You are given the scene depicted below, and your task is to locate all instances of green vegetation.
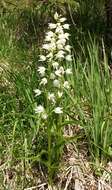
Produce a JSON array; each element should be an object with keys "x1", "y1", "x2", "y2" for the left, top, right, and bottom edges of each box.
[{"x1": 0, "y1": 1, "x2": 112, "y2": 189}]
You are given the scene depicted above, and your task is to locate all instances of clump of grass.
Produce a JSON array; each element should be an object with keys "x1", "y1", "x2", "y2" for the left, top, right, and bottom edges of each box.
[{"x1": 67, "y1": 39, "x2": 112, "y2": 169}]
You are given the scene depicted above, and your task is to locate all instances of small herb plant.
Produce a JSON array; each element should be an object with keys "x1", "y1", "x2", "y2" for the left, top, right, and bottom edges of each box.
[{"x1": 34, "y1": 12, "x2": 73, "y2": 183}]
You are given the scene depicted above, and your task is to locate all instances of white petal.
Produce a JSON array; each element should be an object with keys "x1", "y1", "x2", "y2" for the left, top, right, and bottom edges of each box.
[
  {"x1": 42, "y1": 44, "x2": 50, "y2": 50},
  {"x1": 46, "y1": 52, "x2": 53, "y2": 59},
  {"x1": 48, "y1": 93, "x2": 55, "y2": 103},
  {"x1": 34, "y1": 89, "x2": 41, "y2": 96},
  {"x1": 64, "y1": 33, "x2": 70, "y2": 39},
  {"x1": 54, "y1": 12, "x2": 59, "y2": 20},
  {"x1": 63, "y1": 81, "x2": 70, "y2": 89},
  {"x1": 54, "y1": 107, "x2": 63, "y2": 114},
  {"x1": 57, "y1": 43, "x2": 63, "y2": 50},
  {"x1": 65, "y1": 68, "x2": 72, "y2": 75},
  {"x1": 49, "y1": 23, "x2": 57, "y2": 29},
  {"x1": 59, "y1": 66, "x2": 64, "y2": 74},
  {"x1": 55, "y1": 26, "x2": 63, "y2": 33},
  {"x1": 57, "y1": 39, "x2": 66, "y2": 46},
  {"x1": 53, "y1": 79, "x2": 60, "y2": 88},
  {"x1": 63, "y1": 24, "x2": 70, "y2": 29},
  {"x1": 38, "y1": 66, "x2": 46, "y2": 76},
  {"x1": 50, "y1": 42, "x2": 56, "y2": 50},
  {"x1": 42, "y1": 113, "x2": 48, "y2": 120},
  {"x1": 40, "y1": 78, "x2": 47, "y2": 85},
  {"x1": 39, "y1": 55, "x2": 46, "y2": 61},
  {"x1": 35, "y1": 105, "x2": 44, "y2": 113},
  {"x1": 66, "y1": 55, "x2": 72, "y2": 62},
  {"x1": 52, "y1": 62, "x2": 59, "y2": 69},
  {"x1": 56, "y1": 50, "x2": 65, "y2": 59},
  {"x1": 55, "y1": 69, "x2": 61, "y2": 77},
  {"x1": 58, "y1": 91, "x2": 63, "y2": 98},
  {"x1": 65, "y1": 45, "x2": 71, "y2": 52},
  {"x1": 60, "y1": 17, "x2": 66, "y2": 22},
  {"x1": 46, "y1": 31, "x2": 54, "y2": 37}
]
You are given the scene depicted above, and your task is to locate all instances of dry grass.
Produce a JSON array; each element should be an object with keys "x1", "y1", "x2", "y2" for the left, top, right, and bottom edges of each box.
[{"x1": 0, "y1": 60, "x2": 10, "y2": 87}]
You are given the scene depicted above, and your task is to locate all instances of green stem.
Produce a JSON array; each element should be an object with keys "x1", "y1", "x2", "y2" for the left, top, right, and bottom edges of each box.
[{"x1": 48, "y1": 123, "x2": 52, "y2": 185}]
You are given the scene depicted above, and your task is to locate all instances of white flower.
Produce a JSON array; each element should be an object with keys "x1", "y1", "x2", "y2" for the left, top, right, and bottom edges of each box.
[
  {"x1": 35, "y1": 105, "x2": 44, "y2": 114},
  {"x1": 50, "y1": 42, "x2": 56, "y2": 50},
  {"x1": 58, "y1": 33, "x2": 69, "y2": 41},
  {"x1": 63, "y1": 24, "x2": 70, "y2": 29},
  {"x1": 49, "y1": 23, "x2": 57, "y2": 29},
  {"x1": 55, "y1": 69, "x2": 61, "y2": 77},
  {"x1": 59, "y1": 66, "x2": 65, "y2": 74},
  {"x1": 63, "y1": 81, "x2": 70, "y2": 89},
  {"x1": 40, "y1": 78, "x2": 47, "y2": 85},
  {"x1": 45, "y1": 35, "x2": 52, "y2": 42},
  {"x1": 54, "y1": 12, "x2": 59, "y2": 20},
  {"x1": 65, "y1": 68, "x2": 72, "y2": 75},
  {"x1": 42, "y1": 44, "x2": 50, "y2": 50},
  {"x1": 55, "y1": 66, "x2": 64, "y2": 77},
  {"x1": 58, "y1": 33, "x2": 65, "y2": 39},
  {"x1": 45, "y1": 31, "x2": 54, "y2": 41},
  {"x1": 39, "y1": 55, "x2": 46, "y2": 61},
  {"x1": 46, "y1": 52, "x2": 53, "y2": 59},
  {"x1": 46, "y1": 31, "x2": 54, "y2": 38},
  {"x1": 51, "y1": 37, "x2": 56, "y2": 43},
  {"x1": 57, "y1": 22, "x2": 61, "y2": 26},
  {"x1": 66, "y1": 55, "x2": 72, "y2": 62},
  {"x1": 55, "y1": 25, "x2": 63, "y2": 33},
  {"x1": 56, "y1": 50, "x2": 65, "y2": 59},
  {"x1": 34, "y1": 89, "x2": 41, "y2": 96},
  {"x1": 48, "y1": 93, "x2": 55, "y2": 103},
  {"x1": 60, "y1": 17, "x2": 66, "y2": 22},
  {"x1": 38, "y1": 66, "x2": 46, "y2": 76},
  {"x1": 65, "y1": 45, "x2": 71, "y2": 52},
  {"x1": 54, "y1": 107, "x2": 63, "y2": 114},
  {"x1": 57, "y1": 39, "x2": 66, "y2": 46},
  {"x1": 42, "y1": 113, "x2": 48, "y2": 120},
  {"x1": 58, "y1": 91, "x2": 63, "y2": 98},
  {"x1": 53, "y1": 79, "x2": 60, "y2": 88},
  {"x1": 64, "y1": 33, "x2": 70, "y2": 39},
  {"x1": 57, "y1": 43, "x2": 63, "y2": 50},
  {"x1": 50, "y1": 73, "x2": 55, "y2": 80},
  {"x1": 52, "y1": 62, "x2": 59, "y2": 69}
]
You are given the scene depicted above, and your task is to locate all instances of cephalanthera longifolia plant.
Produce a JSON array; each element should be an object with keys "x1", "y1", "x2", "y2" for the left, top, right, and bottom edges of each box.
[{"x1": 34, "y1": 12, "x2": 73, "y2": 183}]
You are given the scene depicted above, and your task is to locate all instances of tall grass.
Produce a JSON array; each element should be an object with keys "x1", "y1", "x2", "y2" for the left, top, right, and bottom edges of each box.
[{"x1": 67, "y1": 39, "x2": 112, "y2": 168}]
